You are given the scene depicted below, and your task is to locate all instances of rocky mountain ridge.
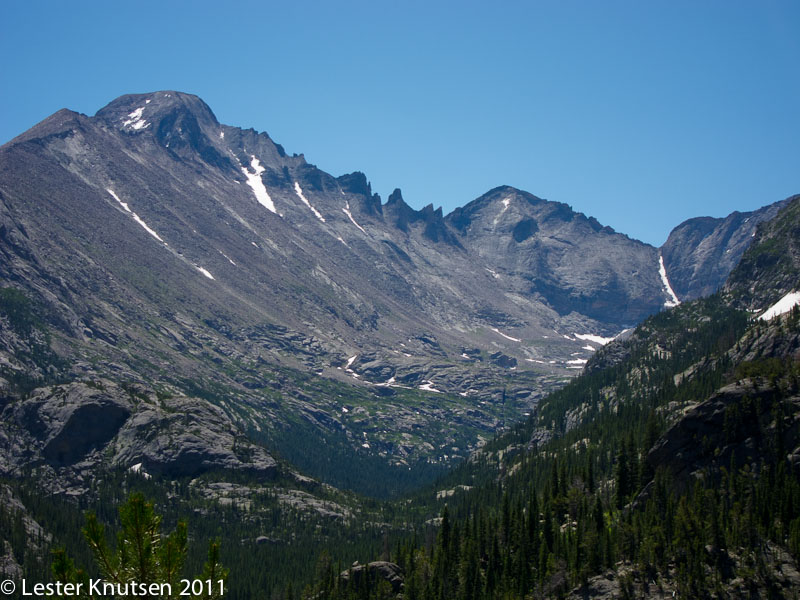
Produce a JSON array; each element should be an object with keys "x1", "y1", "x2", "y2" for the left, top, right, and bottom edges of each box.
[
  {"x1": 661, "y1": 198, "x2": 793, "y2": 301},
  {"x1": 378, "y1": 196, "x2": 800, "y2": 600},
  {"x1": 0, "y1": 90, "x2": 790, "y2": 495},
  {"x1": 1, "y1": 92, "x2": 798, "y2": 600}
]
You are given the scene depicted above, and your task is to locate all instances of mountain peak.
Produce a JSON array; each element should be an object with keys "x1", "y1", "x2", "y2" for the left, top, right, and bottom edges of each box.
[
  {"x1": 478, "y1": 185, "x2": 544, "y2": 206},
  {"x1": 2, "y1": 108, "x2": 90, "y2": 148},
  {"x1": 337, "y1": 172, "x2": 373, "y2": 197},
  {"x1": 93, "y1": 90, "x2": 237, "y2": 170},
  {"x1": 446, "y1": 186, "x2": 548, "y2": 233},
  {"x1": 661, "y1": 197, "x2": 793, "y2": 301},
  {"x1": 95, "y1": 91, "x2": 220, "y2": 131}
]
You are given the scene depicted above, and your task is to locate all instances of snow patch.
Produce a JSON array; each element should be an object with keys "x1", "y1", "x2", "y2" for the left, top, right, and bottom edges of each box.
[
  {"x1": 659, "y1": 255, "x2": 681, "y2": 307},
  {"x1": 132, "y1": 215, "x2": 165, "y2": 242},
  {"x1": 493, "y1": 196, "x2": 512, "y2": 225},
  {"x1": 567, "y1": 358, "x2": 588, "y2": 365},
  {"x1": 122, "y1": 106, "x2": 149, "y2": 130},
  {"x1": 106, "y1": 188, "x2": 131, "y2": 213},
  {"x1": 582, "y1": 345, "x2": 596, "y2": 352},
  {"x1": 129, "y1": 463, "x2": 152, "y2": 480},
  {"x1": 218, "y1": 250, "x2": 236, "y2": 266},
  {"x1": 419, "y1": 381, "x2": 443, "y2": 393},
  {"x1": 375, "y1": 375, "x2": 402, "y2": 389},
  {"x1": 106, "y1": 189, "x2": 165, "y2": 243},
  {"x1": 342, "y1": 201, "x2": 366, "y2": 233},
  {"x1": 242, "y1": 156, "x2": 278, "y2": 214},
  {"x1": 574, "y1": 333, "x2": 615, "y2": 346},
  {"x1": 196, "y1": 267, "x2": 215, "y2": 280},
  {"x1": 294, "y1": 182, "x2": 325, "y2": 222},
  {"x1": 345, "y1": 355, "x2": 357, "y2": 370},
  {"x1": 759, "y1": 291, "x2": 800, "y2": 321},
  {"x1": 490, "y1": 328, "x2": 521, "y2": 342},
  {"x1": 219, "y1": 131, "x2": 224, "y2": 139}
]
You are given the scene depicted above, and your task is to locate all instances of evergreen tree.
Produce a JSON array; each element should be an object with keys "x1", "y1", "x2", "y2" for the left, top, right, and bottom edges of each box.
[
  {"x1": 52, "y1": 493, "x2": 227, "y2": 600},
  {"x1": 615, "y1": 445, "x2": 631, "y2": 510}
]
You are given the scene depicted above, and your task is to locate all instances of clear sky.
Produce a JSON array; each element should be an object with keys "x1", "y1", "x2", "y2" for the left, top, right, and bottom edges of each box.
[{"x1": 1, "y1": 1, "x2": 798, "y2": 246}]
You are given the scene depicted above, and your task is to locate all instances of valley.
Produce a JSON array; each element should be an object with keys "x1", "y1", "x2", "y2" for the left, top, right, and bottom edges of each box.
[{"x1": 0, "y1": 91, "x2": 798, "y2": 598}]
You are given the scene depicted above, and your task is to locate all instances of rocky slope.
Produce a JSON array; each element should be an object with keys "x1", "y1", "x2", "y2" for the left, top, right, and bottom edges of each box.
[
  {"x1": 661, "y1": 198, "x2": 792, "y2": 301},
  {"x1": 371, "y1": 197, "x2": 800, "y2": 600},
  {"x1": 647, "y1": 195, "x2": 800, "y2": 490},
  {"x1": 0, "y1": 91, "x2": 786, "y2": 495},
  {"x1": 724, "y1": 195, "x2": 800, "y2": 311}
]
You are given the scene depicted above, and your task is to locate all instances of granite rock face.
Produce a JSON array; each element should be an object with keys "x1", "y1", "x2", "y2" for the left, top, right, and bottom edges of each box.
[
  {"x1": 661, "y1": 198, "x2": 791, "y2": 301},
  {"x1": 724, "y1": 196, "x2": 800, "y2": 311},
  {"x1": 448, "y1": 186, "x2": 665, "y2": 325},
  {"x1": 340, "y1": 561, "x2": 405, "y2": 593},
  {"x1": 0, "y1": 381, "x2": 277, "y2": 488},
  {"x1": 647, "y1": 380, "x2": 800, "y2": 492},
  {"x1": 0, "y1": 383, "x2": 132, "y2": 469}
]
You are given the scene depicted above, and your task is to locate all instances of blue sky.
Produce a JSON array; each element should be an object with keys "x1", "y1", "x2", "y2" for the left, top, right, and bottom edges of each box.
[{"x1": 1, "y1": 1, "x2": 798, "y2": 246}]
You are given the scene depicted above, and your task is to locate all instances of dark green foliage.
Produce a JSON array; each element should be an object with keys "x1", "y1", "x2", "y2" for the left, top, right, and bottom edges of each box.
[
  {"x1": 52, "y1": 493, "x2": 227, "y2": 599},
  {"x1": 0, "y1": 287, "x2": 40, "y2": 336},
  {"x1": 5, "y1": 274, "x2": 800, "y2": 598},
  {"x1": 725, "y1": 196, "x2": 800, "y2": 309},
  {"x1": 1, "y1": 469, "x2": 403, "y2": 600},
  {"x1": 303, "y1": 293, "x2": 800, "y2": 598},
  {"x1": 266, "y1": 414, "x2": 449, "y2": 498},
  {"x1": 0, "y1": 287, "x2": 68, "y2": 396}
]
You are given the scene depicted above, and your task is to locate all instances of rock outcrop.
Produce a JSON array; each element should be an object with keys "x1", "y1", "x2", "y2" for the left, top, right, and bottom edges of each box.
[
  {"x1": 0, "y1": 381, "x2": 277, "y2": 489},
  {"x1": 340, "y1": 561, "x2": 405, "y2": 593}
]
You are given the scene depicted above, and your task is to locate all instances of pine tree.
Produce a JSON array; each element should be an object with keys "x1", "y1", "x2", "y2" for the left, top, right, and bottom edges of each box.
[
  {"x1": 52, "y1": 493, "x2": 227, "y2": 600},
  {"x1": 615, "y1": 445, "x2": 631, "y2": 510}
]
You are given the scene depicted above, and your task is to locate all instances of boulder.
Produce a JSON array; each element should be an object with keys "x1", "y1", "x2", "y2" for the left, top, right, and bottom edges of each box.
[{"x1": 340, "y1": 561, "x2": 404, "y2": 593}]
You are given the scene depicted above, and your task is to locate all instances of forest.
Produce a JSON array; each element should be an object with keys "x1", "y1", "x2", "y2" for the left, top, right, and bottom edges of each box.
[{"x1": 2, "y1": 287, "x2": 800, "y2": 599}]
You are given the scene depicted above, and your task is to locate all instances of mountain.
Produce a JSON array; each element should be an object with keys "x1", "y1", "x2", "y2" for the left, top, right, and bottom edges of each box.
[
  {"x1": 312, "y1": 197, "x2": 800, "y2": 599},
  {"x1": 1, "y1": 91, "x2": 798, "y2": 599},
  {"x1": 447, "y1": 186, "x2": 663, "y2": 325},
  {"x1": 724, "y1": 196, "x2": 800, "y2": 311},
  {"x1": 661, "y1": 198, "x2": 792, "y2": 301},
  {"x1": 0, "y1": 91, "x2": 786, "y2": 498}
]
